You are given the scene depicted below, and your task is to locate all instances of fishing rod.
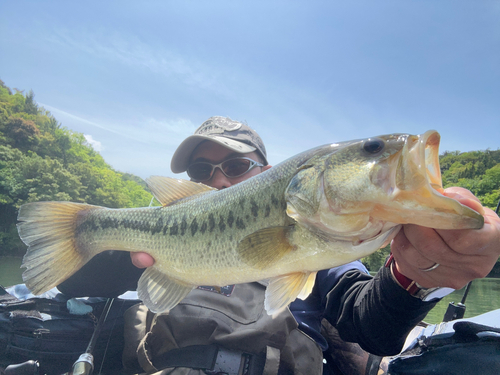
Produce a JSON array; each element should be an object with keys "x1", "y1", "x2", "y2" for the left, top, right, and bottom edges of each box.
[
  {"x1": 69, "y1": 298, "x2": 115, "y2": 375},
  {"x1": 443, "y1": 196, "x2": 500, "y2": 322}
]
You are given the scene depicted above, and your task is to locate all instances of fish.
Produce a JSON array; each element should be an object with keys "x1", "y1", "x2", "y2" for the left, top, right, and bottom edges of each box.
[{"x1": 17, "y1": 130, "x2": 484, "y2": 315}]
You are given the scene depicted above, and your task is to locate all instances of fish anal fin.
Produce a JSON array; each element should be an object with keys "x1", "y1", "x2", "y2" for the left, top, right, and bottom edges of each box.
[
  {"x1": 138, "y1": 267, "x2": 194, "y2": 313},
  {"x1": 297, "y1": 271, "x2": 317, "y2": 300},
  {"x1": 237, "y1": 226, "x2": 296, "y2": 269},
  {"x1": 265, "y1": 272, "x2": 315, "y2": 315},
  {"x1": 146, "y1": 176, "x2": 216, "y2": 207}
]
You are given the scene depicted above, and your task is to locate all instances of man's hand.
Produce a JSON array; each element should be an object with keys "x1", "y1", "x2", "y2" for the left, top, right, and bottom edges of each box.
[
  {"x1": 391, "y1": 187, "x2": 500, "y2": 290},
  {"x1": 131, "y1": 252, "x2": 155, "y2": 268}
]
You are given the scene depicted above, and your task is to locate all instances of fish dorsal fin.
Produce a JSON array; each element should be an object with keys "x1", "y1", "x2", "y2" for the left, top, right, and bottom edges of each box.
[
  {"x1": 265, "y1": 271, "x2": 317, "y2": 315},
  {"x1": 146, "y1": 176, "x2": 216, "y2": 206},
  {"x1": 137, "y1": 266, "x2": 194, "y2": 313},
  {"x1": 237, "y1": 226, "x2": 296, "y2": 269}
]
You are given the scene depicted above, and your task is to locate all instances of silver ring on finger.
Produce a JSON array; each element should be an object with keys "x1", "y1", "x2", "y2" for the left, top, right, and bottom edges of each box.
[{"x1": 420, "y1": 262, "x2": 440, "y2": 272}]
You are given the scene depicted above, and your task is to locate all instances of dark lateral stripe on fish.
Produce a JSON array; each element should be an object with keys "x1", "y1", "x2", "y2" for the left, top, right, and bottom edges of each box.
[
  {"x1": 208, "y1": 214, "x2": 216, "y2": 232},
  {"x1": 180, "y1": 217, "x2": 188, "y2": 235},
  {"x1": 76, "y1": 217, "x2": 130, "y2": 234},
  {"x1": 162, "y1": 216, "x2": 172, "y2": 235},
  {"x1": 74, "y1": 196, "x2": 284, "y2": 240},
  {"x1": 170, "y1": 220, "x2": 178, "y2": 235},
  {"x1": 75, "y1": 219, "x2": 98, "y2": 235},
  {"x1": 190, "y1": 218, "x2": 199, "y2": 236},
  {"x1": 236, "y1": 218, "x2": 246, "y2": 230},
  {"x1": 250, "y1": 199, "x2": 259, "y2": 218},
  {"x1": 200, "y1": 221, "x2": 208, "y2": 234},
  {"x1": 270, "y1": 194, "x2": 278, "y2": 208},
  {"x1": 219, "y1": 216, "x2": 226, "y2": 232},
  {"x1": 227, "y1": 211, "x2": 234, "y2": 228},
  {"x1": 80, "y1": 213, "x2": 184, "y2": 235},
  {"x1": 151, "y1": 216, "x2": 164, "y2": 235},
  {"x1": 270, "y1": 194, "x2": 287, "y2": 210}
]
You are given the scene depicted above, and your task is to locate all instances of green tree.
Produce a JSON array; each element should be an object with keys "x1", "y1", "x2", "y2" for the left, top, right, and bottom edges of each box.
[
  {"x1": 3, "y1": 117, "x2": 41, "y2": 151},
  {"x1": 24, "y1": 90, "x2": 38, "y2": 115},
  {"x1": 361, "y1": 244, "x2": 391, "y2": 272},
  {"x1": 441, "y1": 150, "x2": 500, "y2": 210}
]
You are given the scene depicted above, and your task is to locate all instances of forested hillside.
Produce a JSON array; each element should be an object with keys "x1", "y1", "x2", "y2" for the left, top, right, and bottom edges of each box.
[
  {"x1": 441, "y1": 150, "x2": 500, "y2": 209},
  {"x1": 0, "y1": 80, "x2": 153, "y2": 256}
]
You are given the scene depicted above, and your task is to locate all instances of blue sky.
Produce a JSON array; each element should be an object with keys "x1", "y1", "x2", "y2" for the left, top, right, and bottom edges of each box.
[{"x1": 1, "y1": 1, "x2": 499, "y2": 179}]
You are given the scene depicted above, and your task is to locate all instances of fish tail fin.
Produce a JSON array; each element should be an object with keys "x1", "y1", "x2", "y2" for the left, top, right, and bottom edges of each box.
[{"x1": 17, "y1": 201, "x2": 100, "y2": 295}]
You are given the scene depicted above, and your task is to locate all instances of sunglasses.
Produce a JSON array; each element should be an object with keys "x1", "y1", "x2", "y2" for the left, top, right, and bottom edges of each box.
[{"x1": 187, "y1": 157, "x2": 264, "y2": 182}]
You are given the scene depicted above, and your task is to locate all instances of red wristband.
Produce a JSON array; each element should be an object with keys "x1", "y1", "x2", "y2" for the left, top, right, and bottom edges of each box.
[
  {"x1": 385, "y1": 254, "x2": 455, "y2": 301},
  {"x1": 385, "y1": 253, "x2": 421, "y2": 295}
]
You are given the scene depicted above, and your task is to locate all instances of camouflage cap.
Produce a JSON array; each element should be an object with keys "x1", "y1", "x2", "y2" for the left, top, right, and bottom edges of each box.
[{"x1": 171, "y1": 116, "x2": 268, "y2": 173}]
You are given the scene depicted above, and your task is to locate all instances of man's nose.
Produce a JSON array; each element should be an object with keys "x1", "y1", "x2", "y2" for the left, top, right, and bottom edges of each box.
[{"x1": 207, "y1": 168, "x2": 232, "y2": 189}]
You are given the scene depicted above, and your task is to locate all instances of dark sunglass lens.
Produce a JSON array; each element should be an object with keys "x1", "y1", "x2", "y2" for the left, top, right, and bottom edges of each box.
[
  {"x1": 188, "y1": 163, "x2": 213, "y2": 181},
  {"x1": 222, "y1": 159, "x2": 252, "y2": 177}
]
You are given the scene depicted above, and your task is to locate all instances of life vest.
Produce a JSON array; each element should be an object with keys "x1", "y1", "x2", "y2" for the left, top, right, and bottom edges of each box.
[{"x1": 122, "y1": 282, "x2": 324, "y2": 375}]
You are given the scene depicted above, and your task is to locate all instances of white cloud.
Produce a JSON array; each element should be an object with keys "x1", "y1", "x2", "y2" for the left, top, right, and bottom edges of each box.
[
  {"x1": 40, "y1": 101, "x2": 199, "y2": 150},
  {"x1": 84, "y1": 134, "x2": 102, "y2": 152},
  {"x1": 40, "y1": 103, "x2": 127, "y2": 137}
]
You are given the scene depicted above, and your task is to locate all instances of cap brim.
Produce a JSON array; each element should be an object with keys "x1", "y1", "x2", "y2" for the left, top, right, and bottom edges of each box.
[{"x1": 171, "y1": 135, "x2": 256, "y2": 173}]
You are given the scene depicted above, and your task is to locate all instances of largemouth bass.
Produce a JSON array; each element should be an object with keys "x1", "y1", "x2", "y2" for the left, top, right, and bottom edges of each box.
[{"x1": 17, "y1": 130, "x2": 483, "y2": 314}]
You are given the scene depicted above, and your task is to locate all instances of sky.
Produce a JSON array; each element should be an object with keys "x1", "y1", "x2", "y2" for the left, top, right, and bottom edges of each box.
[{"x1": 1, "y1": 1, "x2": 499, "y2": 180}]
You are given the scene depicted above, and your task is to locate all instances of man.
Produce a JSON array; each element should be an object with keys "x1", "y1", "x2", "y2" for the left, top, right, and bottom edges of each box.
[{"x1": 59, "y1": 116, "x2": 500, "y2": 374}]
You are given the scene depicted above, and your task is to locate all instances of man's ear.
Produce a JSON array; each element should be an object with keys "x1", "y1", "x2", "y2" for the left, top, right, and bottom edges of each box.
[{"x1": 263, "y1": 165, "x2": 272, "y2": 172}]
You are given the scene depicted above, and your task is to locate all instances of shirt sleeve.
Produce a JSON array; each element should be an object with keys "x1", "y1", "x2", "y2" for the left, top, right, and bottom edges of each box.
[
  {"x1": 57, "y1": 250, "x2": 144, "y2": 297},
  {"x1": 323, "y1": 264, "x2": 438, "y2": 356}
]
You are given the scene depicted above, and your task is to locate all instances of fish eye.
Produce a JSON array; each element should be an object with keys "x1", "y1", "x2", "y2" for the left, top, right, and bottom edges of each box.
[{"x1": 363, "y1": 138, "x2": 385, "y2": 154}]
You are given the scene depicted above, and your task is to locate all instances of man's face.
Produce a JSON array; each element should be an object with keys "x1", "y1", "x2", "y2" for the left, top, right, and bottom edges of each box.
[{"x1": 189, "y1": 141, "x2": 271, "y2": 189}]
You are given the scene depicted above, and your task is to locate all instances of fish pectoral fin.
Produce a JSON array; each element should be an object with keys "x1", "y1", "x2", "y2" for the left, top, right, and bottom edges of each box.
[
  {"x1": 138, "y1": 267, "x2": 194, "y2": 313},
  {"x1": 146, "y1": 176, "x2": 216, "y2": 206},
  {"x1": 265, "y1": 272, "x2": 316, "y2": 315},
  {"x1": 237, "y1": 226, "x2": 296, "y2": 269}
]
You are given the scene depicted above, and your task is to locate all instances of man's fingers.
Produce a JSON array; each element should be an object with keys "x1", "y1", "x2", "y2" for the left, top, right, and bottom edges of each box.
[
  {"x1": 443, "y1": 187, "x2": 485, "y2": 215},
  {"x1": 131, "y1": 252, "x2": 155, "y2": 268},
  {"x1": 391, "y1": 225, "x2": 488, "y2": 289}
]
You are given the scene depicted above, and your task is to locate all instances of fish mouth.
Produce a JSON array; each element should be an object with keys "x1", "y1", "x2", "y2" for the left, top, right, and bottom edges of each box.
[
  {"x1": 396, "y1": 130, "x2": 443, "y2": 192},
  {"x1": 373, "y1": 130, "x2": 484, "y2": 230}
]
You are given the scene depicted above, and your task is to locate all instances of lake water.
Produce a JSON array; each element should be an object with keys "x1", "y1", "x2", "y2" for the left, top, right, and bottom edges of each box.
[
  {"x1": 0, "y1": 256, "x2": 24, "y2": 287},
  {"x1": 1, "y1": 256, "x2": 499, "y2": 324}
]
